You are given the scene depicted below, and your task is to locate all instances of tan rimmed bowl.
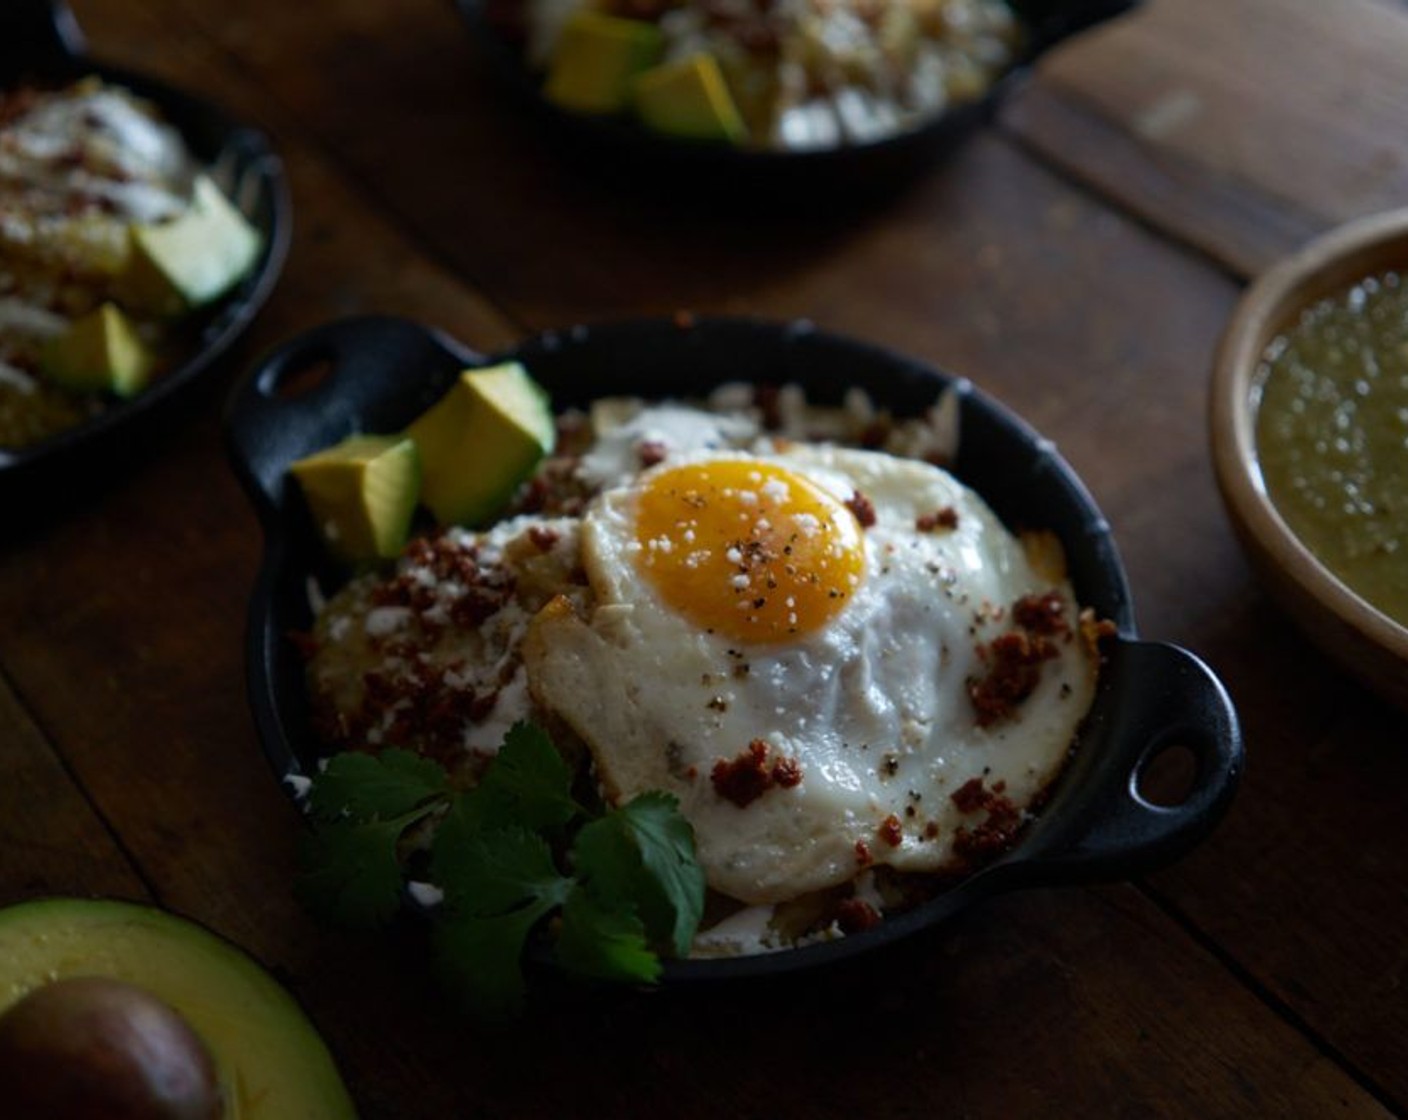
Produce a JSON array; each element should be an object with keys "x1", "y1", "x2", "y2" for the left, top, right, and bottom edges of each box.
[{"x1": 1211, "y1": 207, "x2": 1408, "y2": 712}]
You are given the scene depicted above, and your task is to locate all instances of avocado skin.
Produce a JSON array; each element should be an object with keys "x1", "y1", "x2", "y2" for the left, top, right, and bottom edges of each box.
[{"x1": 0, "y1": 899, "x2": 357, "y2": 1120}]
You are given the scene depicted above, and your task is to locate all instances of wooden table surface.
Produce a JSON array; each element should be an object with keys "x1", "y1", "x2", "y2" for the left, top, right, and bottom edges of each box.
[{"x1": 4, "y1": 0, "x2": 1408, "y2": 1115}]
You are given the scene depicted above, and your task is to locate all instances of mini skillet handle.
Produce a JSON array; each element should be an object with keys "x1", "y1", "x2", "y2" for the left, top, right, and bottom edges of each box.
[
  {"x1": 223, "y1": 315, "x2": 483, "y2": 524},
  {"x1": 0, "y1": 0, "x2": 86, "y2": 67},
  {"x1": 1019, "y1": 640, "x2": 1242, "y2": 882}
]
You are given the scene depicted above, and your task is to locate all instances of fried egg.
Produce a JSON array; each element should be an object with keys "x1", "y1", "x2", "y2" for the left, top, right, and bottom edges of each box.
[{"x1": 525, "y1": 444, "x2": 1099, "y2": 905}]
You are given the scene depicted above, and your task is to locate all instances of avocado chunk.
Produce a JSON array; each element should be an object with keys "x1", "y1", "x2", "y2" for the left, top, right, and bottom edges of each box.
[
  {"x1": 40, "y1": 302, "x2": 155, "y2": 398},
  {"x1": 0, "y1": 976, "x2": 222, "y2": 1119},
  {"x1": 406, "y1": 361, "x2": 554, "y2": 527},
  {"x1": 634, "y1": 53, "x2": 747, "y2": 143},
  {"x1": 0, "y1": 898, "x2": 356, "y2": 1120},
  {"x1": 123, "y1": 174, "x2": 262, "y2": 317},
  {"x1": 289, "y1": 434, "x2": 421, "y2": 565},
  {"x1": 544, "y1": 11, "x2": 663, "y2": 115}
]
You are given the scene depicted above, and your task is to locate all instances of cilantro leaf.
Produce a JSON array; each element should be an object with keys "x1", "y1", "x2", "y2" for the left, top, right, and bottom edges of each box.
[
  {"x1": 457, "y1": 721, "x2": 580, "y2": 833},
  {"x1": 432, "y1": 904, "x2": 547, "y2": 1019},
  {"x1": 572, "y1": 792, "x2": 705, "y2": 957},
  {"x1": 554, "y1": 885, "x2": 661, "y2": 984},
  {"x1": 296, "y1": 808, "x2": 430, "y2": 929},
  {"x1": 432, "y1": 809, "x2": 571, "y2": 913},
  {"x1": 427, "y1": 794, "x2": 480, "y2": 903},
  {"x1": 306, "y1": 749, "x2": 451, "y2": 822},
  {"x1": 431, "y1": 826, "x2": 573, "y2": 1016},
  {"x1": 293, "y1": 724, "x2": 706, "y2": 1016}
]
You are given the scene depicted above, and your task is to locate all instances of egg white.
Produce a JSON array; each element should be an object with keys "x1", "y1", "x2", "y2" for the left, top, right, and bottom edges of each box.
[{"x1": 525, "y1": 445, "x2": 1099, "y2": 905}]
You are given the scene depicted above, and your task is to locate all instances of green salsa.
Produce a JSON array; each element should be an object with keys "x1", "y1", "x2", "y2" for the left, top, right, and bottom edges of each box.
[{"x1": 1255, "y1": 271, "x2": 1408, "y2": 627}]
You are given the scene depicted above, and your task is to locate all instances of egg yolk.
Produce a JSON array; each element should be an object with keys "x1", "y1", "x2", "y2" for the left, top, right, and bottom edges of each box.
[{"x1": 634, "y1": 458, "x2": 866, "y2": 642}]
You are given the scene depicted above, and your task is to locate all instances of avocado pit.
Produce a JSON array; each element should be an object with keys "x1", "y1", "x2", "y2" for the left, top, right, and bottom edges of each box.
[{"x1": 0, "y1": 976, "x2": 223, "y2": 1119}]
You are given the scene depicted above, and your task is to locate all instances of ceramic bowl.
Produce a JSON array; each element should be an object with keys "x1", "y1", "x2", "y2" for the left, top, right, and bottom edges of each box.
[
  {"x1": 228, "y1": 314, "x2": 1242, "y2": 981},
  {"x1": 1211, "y1": 207, "x2": 1408, "y2": 712}
]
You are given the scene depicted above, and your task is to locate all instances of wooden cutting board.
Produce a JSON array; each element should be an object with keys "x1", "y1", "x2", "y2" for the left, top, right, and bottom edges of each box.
[{"x1": 1004, "y1": 0, "x2": 1408, "y2": 278}]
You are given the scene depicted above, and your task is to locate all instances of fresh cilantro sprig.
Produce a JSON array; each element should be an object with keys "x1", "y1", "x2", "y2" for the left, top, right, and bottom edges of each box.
[
  {"x1": 297, "y1": 748, "x2": 452, "y2": 928},
  {"x1": 296, "y1": 722, "x2": 705, "y2": 1016}
]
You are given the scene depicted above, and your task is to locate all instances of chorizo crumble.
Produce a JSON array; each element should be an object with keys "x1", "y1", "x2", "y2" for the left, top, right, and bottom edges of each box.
[
  {"x1": 298, "y1": 381, "x2": 1107, "y2": 957},
  {"x1": 711, "y1": 739, "x2": 803, "y2": 808},
  {"x1": 845, "y1": 489, "x2": 877, "y2": 528},
  {"x1": 916, "y1": 506, "x2": 960, "y2": 532},
  {"x1": 950, "y1": 778, "x2": 1024, "y2": 859}
]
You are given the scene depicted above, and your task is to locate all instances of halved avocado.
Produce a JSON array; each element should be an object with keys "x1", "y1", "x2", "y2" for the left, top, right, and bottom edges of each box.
[
  {"x1": 0, "y1": 898, "x2": 357, "y2": 1120},
  {"x1": 0, "y1": 976, "x2": 223, "y2": 1118}
]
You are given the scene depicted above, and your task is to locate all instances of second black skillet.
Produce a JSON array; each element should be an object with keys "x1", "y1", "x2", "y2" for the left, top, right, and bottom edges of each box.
[{"x1": 0, "y1": 0, "x2": 291, "y2": 525}]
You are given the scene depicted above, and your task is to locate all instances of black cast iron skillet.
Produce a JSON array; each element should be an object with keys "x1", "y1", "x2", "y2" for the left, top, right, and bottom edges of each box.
[
  {"x1": 226, "y1": 314, "x2": 1242, "y2": 982},
  {"x1": 0, "y1": 0, "x2": 290, "y2": 515},
  {"x1": 453, "y1": 0, "x2": 1140, "y2": 195}
]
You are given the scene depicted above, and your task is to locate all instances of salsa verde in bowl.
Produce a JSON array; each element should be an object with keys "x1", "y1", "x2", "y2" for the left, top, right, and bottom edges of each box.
[{"x1": 1212, "y1": 207, "x2": 1408, "y2": 712}]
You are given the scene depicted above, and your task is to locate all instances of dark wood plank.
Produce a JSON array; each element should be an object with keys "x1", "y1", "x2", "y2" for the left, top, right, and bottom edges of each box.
[
  {"x1": 1001, "y1": 85, "x2": 1324, "y2": 280},
  {"x1": 1149, "y1": 651, "x2": 1408, "y2": 1106},
  {"x1": 3, "y1": 0, "x2": 1404, "y2": 1113},
  {"x1": 1004, "y1": 0, "x2": 1408, "y2": 278},
  {"x1": 0, "y1": 673, "x2": 149, "y2": 905},
  {"x1": 218, "y1": 888, "x2": 1406, "y2": 1120}
]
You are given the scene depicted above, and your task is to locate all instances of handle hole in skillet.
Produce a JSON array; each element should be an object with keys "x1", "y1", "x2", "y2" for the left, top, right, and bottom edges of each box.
[
  {"x1": 1134, "y1": 741, "x2": 1200, "y2": 808},
  {"x1": 264, "y1": 351, "x2": 335, "y2": 401}
]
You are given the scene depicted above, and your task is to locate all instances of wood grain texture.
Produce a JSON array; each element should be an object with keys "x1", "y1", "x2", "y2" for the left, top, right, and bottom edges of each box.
[
  {"x1": 0, "y1": 673, "x2": 149, "y2": 905},
  {"x1": 230, "y1": 888, "x2": 1400, "y2": 1120},
  {"x1": 1, "y1": 0, "x2": 1406, "y2": 1115},
  {"x1": 1004, "y1": 0, "x2": 1408, "y2": 278}
]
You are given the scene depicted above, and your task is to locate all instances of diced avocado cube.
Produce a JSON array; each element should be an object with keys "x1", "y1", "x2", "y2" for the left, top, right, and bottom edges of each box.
[
  {"x1": 406, "y1": 362, "x2": 554, "y2": 528},
  {"x1": 290, "y1": 434, "x2": 421, "y2": 564},
  {"x1": 123, "y1": 174, "x2": 262, "y2": 317},
  {"x1": 544, "y1": 12, "x2": 663, "y2": 115},
  {"x1": 40, "y1": 303, "x2": 154, "y2": 398},
  {"x1": 634, "y1": 53, "x2": 747, "y2": 143}
]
